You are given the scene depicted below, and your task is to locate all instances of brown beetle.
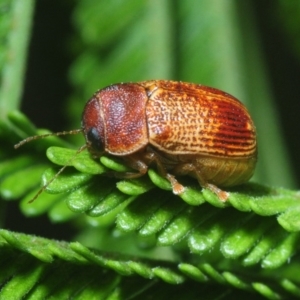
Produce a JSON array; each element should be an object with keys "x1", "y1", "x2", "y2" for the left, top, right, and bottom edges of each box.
[
  {"x1": 16, "y1": 80, "x2": 257, "y2": 201},
  {"x1": 82, "y1": 80, "x2": 257, "y2": 200}
]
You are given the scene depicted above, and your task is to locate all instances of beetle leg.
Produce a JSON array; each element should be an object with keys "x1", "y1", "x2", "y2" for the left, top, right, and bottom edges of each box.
[
  {"x1": 193, "y1": 167, "x2": 229, "y2": 201},
  {"x1": 113, "y1": 151, "x2": 185, "y2": 194},
  {"x1": 172, "y1": 163, "x2": 229, "y2": 201},
  {"x1": 204, "y1": 183, "x2": 229, "y2": 201},
  {"x1": 165, "y1": 173, "x2": 185, "y2": 195},
  {"x1": 124, "y1": 154, "x2": 149, "y2": 175},
  {"x1": 109, "y1": 154, "x2": 149, "y2": 179},
  {"x1": 143, "y1": 152, "x2": 185, "y2": 195}
]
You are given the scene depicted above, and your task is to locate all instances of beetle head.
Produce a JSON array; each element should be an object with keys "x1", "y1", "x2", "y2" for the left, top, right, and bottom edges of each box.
[{"x1": 82, "y1": 96, "x2": 105, "y2": 156}]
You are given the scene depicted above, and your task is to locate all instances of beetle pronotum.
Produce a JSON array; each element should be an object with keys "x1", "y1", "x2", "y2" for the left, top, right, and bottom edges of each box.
[{"x1": 15, "y1": 80, "x2": 257, "y2": 201}]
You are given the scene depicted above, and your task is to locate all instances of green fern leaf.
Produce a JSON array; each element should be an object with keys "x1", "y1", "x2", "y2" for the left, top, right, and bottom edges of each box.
[
  {"x1": 3, "y1": 140, "x2": 300, "y2": 273},
  {"x1": 0, "y1": 229, "x2": 299, "y2": 299}
]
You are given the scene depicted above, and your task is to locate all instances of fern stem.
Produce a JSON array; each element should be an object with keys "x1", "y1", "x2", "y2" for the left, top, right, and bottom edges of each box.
[{"x1": 0, "y1": 0, "x2": 35, "y2": 119}]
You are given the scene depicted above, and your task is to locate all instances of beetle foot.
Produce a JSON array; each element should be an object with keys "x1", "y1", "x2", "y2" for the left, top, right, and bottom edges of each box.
[
  {"x1": 166, "y1": 174, "x2": 185, "y2": 195},
  {"x1": 206, "y1": 183, "x2": 229, "y2": 201}
]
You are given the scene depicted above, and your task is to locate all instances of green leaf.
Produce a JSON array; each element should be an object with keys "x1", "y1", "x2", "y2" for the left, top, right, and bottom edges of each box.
[
  {"x1": 46, "y1": 146, "x2": 106, "y2": 174},
  {"x1": 7, "y1": 110, "x2": 37, "y2": 137},
  {"x1": 147, "y1": 169, "x2": 172, "y2": 191},
  {"x1": 20, "y1": 188, "x2": 62, "y2": 217},
  {"x1": 280, "y1": 279, "x2": 300, "y2": 297},
  {"x1": 116, "y1": 190, "x2": 168, "y2": 233},
  {"x1": 116, "y1": 177, "x2": 154, "y2": 196},
  {"x1": 261, "y1": 232, "x2": 300, "y2": 269},
  {"x1": 139, "y1": 195, "x2": 185, "y2": 236},
  {"x1": 252, "y1": 282, "x2": 282, "y2": 300},
  {"x1": 152, "y1": 267, "x2": 185, "y2": 284},
  {"x1": 188, "y1": 209, "x2": 241, "y2": 255},
  {"x1": 220, "y1": 215, "x2": 274, "y2": 259},
  {"x1": 100, "y1": 156, "x2": 132, "y2": 172},
  {"x1": 0, "y1": 261, "x2": 46, "y2": 299},
  {"x1": 87, "y1": 190, "x2": 134, "y2": 217},
  {"x1": 42, "y1": 167, "x2": 93, "y2": 194},
  {"x1": 198, "y1": 264, "x2": 226, "y2": 285},
  {"x1": 0, "y1": 164, "x2": 47, "y2": 199},
  {"x1": 278, "y1": 206, "x2": 300, "y2": 232},
  {"x1": 222, "y1": 272, "x2": 252, "y2": 291},
  {"x1": 157, "y1": 204, "x2": 216, "y2": 246},
  {"x1": 178, "y1": 263, "x2": 208, "y2": 282},
  {"x1": 0, "y1": 155, "x2": 35, "y2": 178},
  {"x1": 242, "y1": 225, "x2": 286, "y2": 267},
  {"x1": 48, "y1": 199, "x2": 78, "y2": 223},
  {"x1": 7, "y1": 117, "x2": 71, "y2": 152},
  {"x1": 250, "y1": 195, "x2": 300, "y2": 216}
]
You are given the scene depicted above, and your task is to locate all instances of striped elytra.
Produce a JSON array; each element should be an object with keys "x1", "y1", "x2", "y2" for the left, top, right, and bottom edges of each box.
[
  {"x1": 142, "y1": 80, "x2": 256, "y2": 157},
  {"x1": 82, "y1": 80, "x2": 257, "y2": 200}
]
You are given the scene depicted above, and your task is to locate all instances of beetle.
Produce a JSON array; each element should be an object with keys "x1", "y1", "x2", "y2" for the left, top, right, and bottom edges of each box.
[
  {"x1": 15, "y1": 80, "x2": 257, "y2": 201},
  {"x1": 82, "y1": 80, "x2": 257, "y2": 200}
]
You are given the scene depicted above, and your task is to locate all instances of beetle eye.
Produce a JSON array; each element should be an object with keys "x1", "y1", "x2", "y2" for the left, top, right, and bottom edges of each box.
[{"x1": 86, "y1": 127, "x2": 104, "y2": 153}]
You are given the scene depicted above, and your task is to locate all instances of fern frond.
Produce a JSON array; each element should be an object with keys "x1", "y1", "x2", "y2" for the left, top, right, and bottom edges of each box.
[
  {"x1": 0, "y1": 112, "x2": 73, "y2": 205},
  {"x1": 0, "y1": 229, "x2": 299, "y2": 299},
  {"x1": 2, "y1": 142, "x2": 300, "y2": 272}
]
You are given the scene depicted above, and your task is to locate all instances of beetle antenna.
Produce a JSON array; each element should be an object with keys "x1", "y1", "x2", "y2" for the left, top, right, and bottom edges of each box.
[
  {"x1": 28, "y1": 144, "x2": 88, "y2": 203},
  {"x1": 14, "y1": 129, "x2": 83, "y2": 149}
]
